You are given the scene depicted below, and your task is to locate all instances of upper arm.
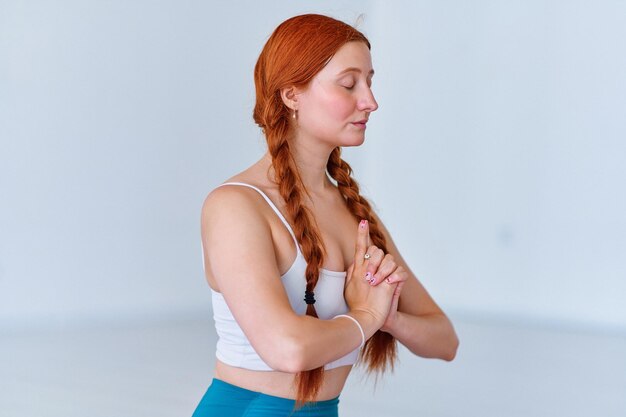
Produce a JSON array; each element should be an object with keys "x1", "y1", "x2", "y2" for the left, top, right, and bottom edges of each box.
[
  {"x1": 201, "y1": 186, "x2": 301, "y2": 370},
  {"x1": 371, "y1": 210, "x2": 446, "y2": 317}
]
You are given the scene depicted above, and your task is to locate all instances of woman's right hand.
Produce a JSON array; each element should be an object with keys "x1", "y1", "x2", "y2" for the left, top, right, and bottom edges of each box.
[{"x1": 344, "y1": 219, "x2": 397, "y2": 328}]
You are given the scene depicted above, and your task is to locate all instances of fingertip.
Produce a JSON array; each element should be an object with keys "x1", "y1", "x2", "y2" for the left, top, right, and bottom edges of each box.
[{"x1": 355, "y1": 220, "x2": 368, "y2": 259}]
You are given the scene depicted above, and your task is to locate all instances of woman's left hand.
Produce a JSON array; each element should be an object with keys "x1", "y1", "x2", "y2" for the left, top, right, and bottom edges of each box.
[
  {"x1": 379, "y1": 267, "x2": 406, "y2": 332},
  {"x1": 362, "y1": 250, "x2": 409, "y2": 333}
]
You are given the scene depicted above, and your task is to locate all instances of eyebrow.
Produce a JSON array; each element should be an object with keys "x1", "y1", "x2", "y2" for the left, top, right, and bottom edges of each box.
[{"x1": 337, "y1": 67, "x2": 375, "y2": 76}]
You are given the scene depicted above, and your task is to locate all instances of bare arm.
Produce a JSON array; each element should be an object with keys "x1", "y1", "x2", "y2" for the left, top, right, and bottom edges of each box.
[
  {"x1": 202, "y1": 187, "x2": 388, "y2": 372},
  {"x1": 370, "y1": 211, "x2": 460, "y2": 361}
]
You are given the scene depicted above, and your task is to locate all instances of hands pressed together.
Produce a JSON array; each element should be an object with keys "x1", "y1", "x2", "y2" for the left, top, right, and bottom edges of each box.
[{"x1": 344, "y1": 219, "x2": 408, "y2": 333}]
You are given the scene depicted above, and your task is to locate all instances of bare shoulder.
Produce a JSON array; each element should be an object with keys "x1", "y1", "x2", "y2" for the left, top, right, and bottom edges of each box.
[
  {"x1": 203, "y1": 182, "x2": 255, "y2": 212},
  {"x1": 200, "y1": 156, "x2": 278, "y2": 242},
  {"x1": 201, "y1": 183, "x2": 270, "y2": 239},
  {"x1": 200, "y1": 182, "x2": 279, "y2": 292}
]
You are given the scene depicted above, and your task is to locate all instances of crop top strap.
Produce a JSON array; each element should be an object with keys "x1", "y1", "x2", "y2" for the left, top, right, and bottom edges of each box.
[{"x1": 215, "y1": 182, "x2": 300, "y2": 252}]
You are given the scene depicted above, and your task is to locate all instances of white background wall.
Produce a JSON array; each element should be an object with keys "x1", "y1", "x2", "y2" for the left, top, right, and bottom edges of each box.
[
  {"x1": 1, "y1": 0, "x2": 624, "y2": 331},
  {"x1": 364, "y1": 1, "x2": 626, "y2": 329}
]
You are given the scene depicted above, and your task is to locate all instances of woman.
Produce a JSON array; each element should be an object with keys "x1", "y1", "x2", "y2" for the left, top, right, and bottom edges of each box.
[{"x1": 194, "y1": 13, "x2": 459, "y2": 417}]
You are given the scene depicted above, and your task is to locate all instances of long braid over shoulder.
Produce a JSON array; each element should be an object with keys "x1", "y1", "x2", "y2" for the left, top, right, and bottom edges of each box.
[
  {"x1": 327, "y1": 146, "x2": 398, "y2": 373},
  {"x1": 267, "y1": 127, "x2": 325, "y2": 320},
  {"x1": 252, "y1": 13, "x2": 397, "y2": 407}
]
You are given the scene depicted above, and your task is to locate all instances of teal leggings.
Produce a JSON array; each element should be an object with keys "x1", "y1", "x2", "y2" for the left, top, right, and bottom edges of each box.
[{"x1": 192, "y1": 378, "x2": 339, "y2": 417}]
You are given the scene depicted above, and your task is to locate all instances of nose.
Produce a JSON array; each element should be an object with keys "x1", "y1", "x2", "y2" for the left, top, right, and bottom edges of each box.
[{"x1": 358, "y1": 86, "x2": 378, "y2": 113}]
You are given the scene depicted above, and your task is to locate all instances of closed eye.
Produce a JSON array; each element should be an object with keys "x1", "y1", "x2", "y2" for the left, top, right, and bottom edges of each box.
[{"x1": 340, "y1": 77, "x2": 356, "y2": 90}]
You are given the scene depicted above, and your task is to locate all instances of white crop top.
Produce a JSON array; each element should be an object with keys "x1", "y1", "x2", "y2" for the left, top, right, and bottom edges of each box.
[{"x1": 202, "y1": 182, "x2": 359, "y2": 371}]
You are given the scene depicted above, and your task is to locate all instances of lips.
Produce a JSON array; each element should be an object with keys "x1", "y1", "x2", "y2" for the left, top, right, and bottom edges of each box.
[{"x1": 351, "y1": 120, "x2": 368, "y2": 129}]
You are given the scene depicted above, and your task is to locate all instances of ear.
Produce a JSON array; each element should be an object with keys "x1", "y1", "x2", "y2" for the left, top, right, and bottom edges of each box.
[{"x1": 279, "y1": 85, "x2": 301, "y2": 111}]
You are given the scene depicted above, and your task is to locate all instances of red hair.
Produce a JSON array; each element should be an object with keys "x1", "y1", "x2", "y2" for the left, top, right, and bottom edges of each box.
[{"x1": 252, "y1": 13, "x2": 397, "y2": 407}]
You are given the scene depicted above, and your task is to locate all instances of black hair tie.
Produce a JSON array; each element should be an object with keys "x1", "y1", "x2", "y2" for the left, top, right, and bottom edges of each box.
[{"x1": 304, "y1": 290, "x2": 316, "y2": 305}]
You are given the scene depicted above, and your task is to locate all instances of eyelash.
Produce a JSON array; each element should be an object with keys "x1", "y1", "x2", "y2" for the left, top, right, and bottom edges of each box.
[{"x1": 342, "y1": 81, "x2": 372, "y2": 90}]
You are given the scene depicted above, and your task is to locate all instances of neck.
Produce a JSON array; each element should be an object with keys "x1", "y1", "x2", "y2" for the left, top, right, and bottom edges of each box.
[{"x1": 263, "y1": 139, "x2": 336, "y2": 196}]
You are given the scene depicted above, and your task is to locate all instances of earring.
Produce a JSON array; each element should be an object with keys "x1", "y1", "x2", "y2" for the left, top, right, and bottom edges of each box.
[{"x1": 292, "y1": 109, "x2": 297, "y2": 119}]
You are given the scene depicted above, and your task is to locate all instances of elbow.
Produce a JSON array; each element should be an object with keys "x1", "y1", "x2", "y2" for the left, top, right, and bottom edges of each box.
[
  {"x1": 442, "y1": 334, "x2": 460, "y2": 362},
  {"x1": 263, "y1": 335, "x2": 308, "y2": 373},
  {"x1": 273, "y1": 344, "x2": 307, "y2": 373}
]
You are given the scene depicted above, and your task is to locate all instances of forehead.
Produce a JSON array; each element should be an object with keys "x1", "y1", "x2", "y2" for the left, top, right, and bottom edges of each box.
[{"x1": 319, "y1": 41, "x2": 374, "y2": 77}]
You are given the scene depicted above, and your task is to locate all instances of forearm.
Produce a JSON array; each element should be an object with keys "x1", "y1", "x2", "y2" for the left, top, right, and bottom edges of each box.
[
  {"x1": 385, "y1": 311, "x2": 459, "y2": 361},
  {"x1": 284, "y1": 310, "x2": 380, "y2": 372}
]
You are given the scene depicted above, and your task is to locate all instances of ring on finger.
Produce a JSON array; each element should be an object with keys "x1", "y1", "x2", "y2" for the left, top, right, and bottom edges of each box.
[{"x1": 364, "y1": 253, "x2": 371, "y2": 260}]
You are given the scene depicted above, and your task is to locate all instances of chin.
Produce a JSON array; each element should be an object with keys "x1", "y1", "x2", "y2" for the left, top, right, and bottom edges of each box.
[{"x1": 340, "y1": 135, "x2": 366, "y2": 148}]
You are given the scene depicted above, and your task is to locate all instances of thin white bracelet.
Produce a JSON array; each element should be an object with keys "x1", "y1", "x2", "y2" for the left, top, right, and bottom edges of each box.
[{"x1": 333, "y1": 314, "x2": 365, "y2": 349}]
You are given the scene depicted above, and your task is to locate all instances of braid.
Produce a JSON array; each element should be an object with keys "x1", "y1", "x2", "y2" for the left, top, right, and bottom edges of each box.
[
  {"x1": 251, "y1": 13, "x2": 393, "y2": 408},
  {"x1": 264, "y1": 103, "x2": 327, "y2": 405},
  {"x1": 327, "y1": 146, "x2": 398, "y2": 374}
]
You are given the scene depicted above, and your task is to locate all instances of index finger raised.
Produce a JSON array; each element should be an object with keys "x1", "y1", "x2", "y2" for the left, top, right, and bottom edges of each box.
[{"x1": 354, "y1": 219, "x2": 369, "y2": 265}]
